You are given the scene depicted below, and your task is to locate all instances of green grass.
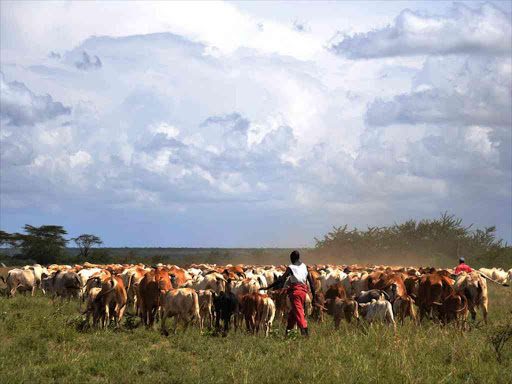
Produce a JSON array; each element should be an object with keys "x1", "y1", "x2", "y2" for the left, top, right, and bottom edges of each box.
[{"x1": 1, "y1": 285, "x2": 511, "y2": 384}]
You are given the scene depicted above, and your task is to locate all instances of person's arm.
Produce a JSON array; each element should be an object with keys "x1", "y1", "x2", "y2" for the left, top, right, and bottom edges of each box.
[{"x1": 261, "y1": 268, "x2": 291, "y2": 290}]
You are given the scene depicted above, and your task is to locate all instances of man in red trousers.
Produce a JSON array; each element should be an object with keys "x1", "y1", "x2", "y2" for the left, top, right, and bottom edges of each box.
[{"x1": 261, "y1": 250, "x2": 315, "y2": 336}]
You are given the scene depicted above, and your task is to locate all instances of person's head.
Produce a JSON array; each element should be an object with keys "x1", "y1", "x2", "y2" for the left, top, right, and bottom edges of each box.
[
  {"x1": 290, "y1": 250, "x2": 300, "y2": 264},
  {"x1": 459, "y1": 257, "x2": 465, "y2": 264}
]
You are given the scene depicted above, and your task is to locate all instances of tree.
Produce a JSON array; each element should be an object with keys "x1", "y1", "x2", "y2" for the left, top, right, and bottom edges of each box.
[
  {"x1": 71, "y1": 234, "x2": 103, "y2": 260},
  {"x1": 18, "y1": 225, "x2": 69, "y2": 265}
]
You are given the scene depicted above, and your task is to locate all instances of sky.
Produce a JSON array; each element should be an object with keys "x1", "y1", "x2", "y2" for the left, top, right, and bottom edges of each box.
[{"x1": 0, "y1": 1, "x2": 511, "y2": 247}]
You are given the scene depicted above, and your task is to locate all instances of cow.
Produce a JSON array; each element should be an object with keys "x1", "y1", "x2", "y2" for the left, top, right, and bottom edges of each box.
[
  {"x1": 436, "y1": 293, "x2": 468, "y2": 328},
  {"x1": 355, "y1": 290, "x2": 390, "y2": 304},
  {"x1": 350, "y1": 272, "x2": 369, "y2": 297},
  {"x1": 93, "y1": 275, "x2": 128, "y2": 328},
  {"x1": 492, "y1": 269, "x2": 509, "y2": 285},
  {"x1": 404, "y1": 276, "x2": 419, "y2": 300},
  {"x1": 269, "y1": 288, "x2": 290, "y2": 322},
  {"x1": 311, "y1": 291, "x2": 326, "y2": 322},
  {"x1": 324, "y1": 283, "x2": 346, "y2": 302},
  {"x1": 454, "y1": 271, "x2": 488, "y2": 324},
  {"x1": 261, "y1": 296, "x2": 276, "y2": 337},
  {"x1": 358, "y1": 299, "x2": 396, "y2": 331},
  {"x1": 197, "y1": 289, "x2": 215, "y2": 330},
  {"x1": 41, "y1": 270, "x2": 82, "y2": 299},
  {"x1": 136, "y1": 268, "x2": 173, "y2": 328},
  {"x1": 182, "y1": 273, "x2": 226, "y2": 294},
  {"x1": 160, "y1": 288, "x2": 201, "y2": 336},
  {"x1": 81, "y1": 287, "x2": 103, "y2": 326},
  {"x1": 370, "y1": 273, "x2": 407, "y2": 303},
  {"x1": 6, "y1": 269, "x2": 37, "y2": 297},
  {"x1": 326, "y1": 298, "x2": 359, "y2": 330},
  {"x1": 417, "y1": 273, "x2": 455, "y2": 322},
  {"x1": 213, "y1": 291, "x2": 239, "y2": 337},
  {"x1": 392, "y1": 295, "x2": 417, "y2": 324},
  {"x1": 239, "y1": 292, "x2": 265, "y2": 334},
  {"x1": 121, "y1": 267, "x2": 147, "y2": 312},
  {"x1": 22, "y1": 264, "x2": 47, "y2": 290}
]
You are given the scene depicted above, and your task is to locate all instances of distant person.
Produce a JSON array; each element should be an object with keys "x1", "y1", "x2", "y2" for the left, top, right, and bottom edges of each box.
[
  {"x1": 260, "y1": 250, "x2": 315, "y2": 336},
  {"x1": 455, "y1": 257, "x2": 472, "y2": 274}
]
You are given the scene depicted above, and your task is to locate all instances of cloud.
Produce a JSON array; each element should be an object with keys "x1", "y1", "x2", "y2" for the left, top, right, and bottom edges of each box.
[
  {"x1": 330, "y1": 3, "x2": 511, "y2": 59},
  {"x1": 0, "y1": 3, "x2": 510, "y2": 246},
  {"x1": 75, "y1": 51, "x2": 102, "y2": 70},
  {"x1": 0, "y1": 72, "x2": 71, "y2": 127}
]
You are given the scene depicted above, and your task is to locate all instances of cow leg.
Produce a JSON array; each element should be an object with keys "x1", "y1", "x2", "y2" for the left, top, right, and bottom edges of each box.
[
  {"x1": 469, "y1": 304, "x2": 477, "y2": 321},
  {"x1": 334, "y1": 315, "x2": 341, "y2": 330},
  {"x1": 160, "y1": 310, "x2": 169, "y2": 336},
  {"x1": 117, "y1": 304, "x2": 127, "y2": 328},
  {"x1": 174, "y1": 315, "x2": 179, "y2": 335},
  {"x1": 481, "y1": 301, "x2": 488, "y2": 325},
  {"x1": 31, "y1": 285, "x2": 36, "y2": 297}
]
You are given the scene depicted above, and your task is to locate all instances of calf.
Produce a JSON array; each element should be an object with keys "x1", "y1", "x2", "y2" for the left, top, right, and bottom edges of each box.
[
  {"x1": 436, "y1": 293, "x2": 468, "y2": 328},
  {"x1": 81, "y1": 287, "x2": 102, "y2": 327},
  {"x1": 392, "y1": 295, "x2": 417, "y2": 324},
  {"x1": 239, "y1": 292, "x2": 265, "y2": 334},
  {"x1": 311, "y1": 292, "x2": 326, "y2": 322},
  {"x1": 327, "y1": 298, "x2": 359, "y2": 330},
  {"x1": 261, "y1": 296, "x2": 276, "y2": 337},
  {"x1": 358, "y1": 299, "x2": 396, "y2": 331},
  {"x1": 213, "y1": 291, "x2": 239, "y2": 336},
  {"x1": 160, "y1": 288, "x2": 201, "y2": 335},
  {"x1": 197, "y1": 289, "x2": 215, "y2": 330}
]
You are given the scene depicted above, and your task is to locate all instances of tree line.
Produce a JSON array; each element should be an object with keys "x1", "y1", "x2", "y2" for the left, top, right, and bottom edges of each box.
[
  {"x1": 313, "y1": 212, "x2": 512, "y2": 268},
  {"x1": 0, "y1": 225, "x2": 102, "y2": 265},
  {"x1": 1, "y1": 213, "x2": 510, "y2": 268}
]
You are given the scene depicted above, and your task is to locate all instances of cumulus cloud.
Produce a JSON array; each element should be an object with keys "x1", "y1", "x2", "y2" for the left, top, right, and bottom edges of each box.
[
  {"x1": 0, "y1": 72, "x2": 71, "y2": 127},
  {"x1": 330, "y1": 3, "x2": 512, "y2": 58},
  {"x1": 0, "y1": 2, "x2": 510, "y2": 246}
]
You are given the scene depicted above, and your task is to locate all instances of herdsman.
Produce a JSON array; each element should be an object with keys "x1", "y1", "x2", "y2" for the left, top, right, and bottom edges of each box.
[
  {"x1": 455, "y1": 257, "x2": 472, "y2": 274},
  {"x1": 261, "y1": 250, "x2": 315, "y2": 336}
]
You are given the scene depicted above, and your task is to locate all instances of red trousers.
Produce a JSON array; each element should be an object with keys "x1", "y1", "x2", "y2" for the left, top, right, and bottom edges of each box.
[{"x1": 287, "y1": 284, "x2": 308, "y2": 329}]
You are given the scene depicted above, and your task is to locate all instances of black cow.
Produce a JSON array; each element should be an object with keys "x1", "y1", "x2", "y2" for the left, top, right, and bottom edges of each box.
[{"x1": 213, "y1": 291, "x2": 239, "y2": 337}]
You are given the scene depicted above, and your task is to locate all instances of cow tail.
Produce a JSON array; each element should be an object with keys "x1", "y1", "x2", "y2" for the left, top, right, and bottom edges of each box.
[{"x1": 126, "y1": 273, "x2": 134, "y2": 293}]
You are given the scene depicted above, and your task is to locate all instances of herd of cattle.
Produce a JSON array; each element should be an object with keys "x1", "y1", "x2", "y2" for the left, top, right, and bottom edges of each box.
[{"x1": 2, "y1": 263, "x2": 511, "y2": 336}]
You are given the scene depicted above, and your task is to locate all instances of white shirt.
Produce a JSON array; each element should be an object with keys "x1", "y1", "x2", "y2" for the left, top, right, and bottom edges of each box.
[{"x1": 288, "y1": 262, "x2": 308, "y2": 285}]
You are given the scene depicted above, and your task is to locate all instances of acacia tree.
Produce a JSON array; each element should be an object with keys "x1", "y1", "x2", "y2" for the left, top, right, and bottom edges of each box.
[
  {"x1": 72, "y1": 234, "x2": 103, "y2": 260},
  {"x1": 19, "y1": 225, "x2": 69, "y2": 265}
]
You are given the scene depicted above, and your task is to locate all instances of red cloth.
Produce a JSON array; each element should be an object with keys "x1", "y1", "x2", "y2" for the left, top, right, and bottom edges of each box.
[
  {"x1": 456, "y1": 263, "x2": 472, "y2": 274},
  {"x1": 287, "y1": 283, "x2": 308, "y2": 329}
]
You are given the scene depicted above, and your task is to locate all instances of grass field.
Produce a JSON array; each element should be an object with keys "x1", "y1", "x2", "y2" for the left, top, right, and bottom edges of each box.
[{"x1": 1, "y1": 270, "x2": 511, "y2": 384}]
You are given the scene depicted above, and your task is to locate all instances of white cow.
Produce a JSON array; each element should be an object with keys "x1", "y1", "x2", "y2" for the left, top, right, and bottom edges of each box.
[
  {"x1": 160, "y1": 288, "x2": 201, "y2": 335},
  {"x1": 6, "y1": 269, "x2": 37, "y2": 297},
  {"x1": 358, "y1": 299, "x2": 396, "y2": 330},
  {"x1": 22, "y1": 264, "x2": 48, "y2": 290},
  {"x1": 318, "y1": 270, "x2": 347, "y2": 294},
  {"x1": 182, "y1": 273, "x2": 226, "y2": 293},
  {"x1": 261, "y1": 296, "x2": 276, "y2": 337}
]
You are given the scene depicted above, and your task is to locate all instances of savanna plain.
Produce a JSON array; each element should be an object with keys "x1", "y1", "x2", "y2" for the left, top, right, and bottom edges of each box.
[{"x1": 0, "y1": 266, "x2": 511, "y2": 384}]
